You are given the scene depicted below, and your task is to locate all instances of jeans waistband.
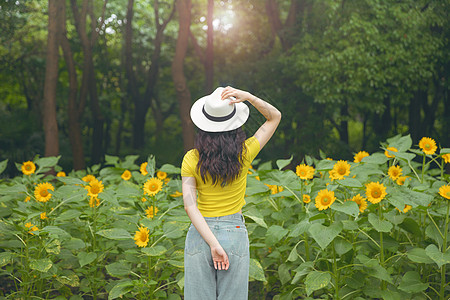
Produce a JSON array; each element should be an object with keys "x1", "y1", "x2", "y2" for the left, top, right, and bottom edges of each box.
[{"x1": 203, "y1": 212, "x2": 244, "y2": 222}]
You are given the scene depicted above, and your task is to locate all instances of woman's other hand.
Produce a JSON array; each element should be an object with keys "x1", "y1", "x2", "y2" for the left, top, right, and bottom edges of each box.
[{"x1": 211, "y1": 245, "x2": 230, "y2": 270}]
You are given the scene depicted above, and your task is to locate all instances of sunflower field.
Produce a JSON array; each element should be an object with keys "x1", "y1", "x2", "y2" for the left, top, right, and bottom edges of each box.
[{"x1": 0, "y1": 134, "x2": 449, "y2": 299}]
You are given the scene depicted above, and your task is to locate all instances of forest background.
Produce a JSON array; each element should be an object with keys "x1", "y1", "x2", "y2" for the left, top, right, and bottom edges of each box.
[{"x1": 0, "y1": 0, "x2": 449, "y2": 175}]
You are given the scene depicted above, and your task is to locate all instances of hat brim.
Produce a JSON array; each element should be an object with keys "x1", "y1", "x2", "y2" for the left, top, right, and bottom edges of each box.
[{"x1": 190, "y1": 95, "x2": 250, "y2": 132}]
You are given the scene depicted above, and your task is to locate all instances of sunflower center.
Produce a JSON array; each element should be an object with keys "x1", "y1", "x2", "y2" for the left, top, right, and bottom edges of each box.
[
  {"x1": 425, "y1": 143, "x2": 430, "y2": 149},
  {"x1": 300, "y1": 171, "x2": 306, "y2": 176},
  {"x1": 372, "y1": 189, "x2": 380, "y2": 197},
  {"x1": 140, "y1": 233, "x2": 147, "y2": 242},
  {"x1": 446, "y1": 191, "x2": 450, "y2": 197},
  {"x1": 40, "y1": 190, "x2": 49, "y2": 197},
  {"x1": 25, "y1": 165, "x2": 31, "y2": 171},
  {"x1": 322, "y1": 197, "x2": 329, "y2": 204},
  {"x1": 338, "y1": 167, "x2": 346, "y2": 175},
  {"x1": 150, "y1": 184, "x2": 158, "y2": 191},
  {"x1": 91, "y1": 185, "x2": 100, "y2": 194}
]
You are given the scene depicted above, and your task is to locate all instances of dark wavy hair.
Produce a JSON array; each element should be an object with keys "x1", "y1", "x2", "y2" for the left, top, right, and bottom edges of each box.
[{"x1": 195, "y1": 127, "x2": 247, "y2": 187}]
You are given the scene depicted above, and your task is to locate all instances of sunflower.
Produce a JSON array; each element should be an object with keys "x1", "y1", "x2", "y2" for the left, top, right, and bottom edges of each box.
[
  {"x1": 388, "y1": 165, "x2": 403, "y2": 181},
  {"x1": 350, "y1": 194, "x2": 368, "y2": 213},
  {"x1": 134, "y1": 226, "x2": 150, "y2": 247},
  {"x1": 56, "y1": 171, "x2": 66, "y2": 177},
  {"x1": 34, "y1": 182, "x2": 55, "y2": 203},
  {"x1": 85, "y1": 179, "x2": 104, "y2": 197},
  {"x1": 384, "y1": 147, "x2": 398, "y2": 158},
  {"x1": 439, "y1": 185, "x2": 450, "y2": 200},
  {"x1": 40, "y1": 212, "x2": 47, "y2": 220},
  {"x1": 89, "y1": 195, "x2": 100, "y2": 207},
  {"x1": 419, "y1": 137, "x2": 437, "y2": 155},
  {"x1": 170, "y1": 191, "x2": 183, "y2": 198},
  {"x1": 402, "y1": 205, "x2": 412, "y2": 213},
  {"x1": 396, "y1": 176, "x2": 408, "y2": 186},
  {"x1": 140, "y1": 162, "x2": 148, "y2": 176},
  {"x1": 143, "y1": 178, "x2": 163, "y2": 196},
  {"x1": 141, "y1": 197, "x2": 147, "y2": 202},
  {"x1": 265, "y1": 184, "x2": 283, "y2": 194},
  {"x1": 24, "y1": 196, "x2": 30, "y2": 202},
  {"x1": 82, "y1": 174, "x2": 96, "y2": 183},
  {"x1": 328, "y1": 170, "x2": 339, "y2": 181},
  {"x1": 145, "y1": 206, "x2": 159, "y2": 218},
  {"x1": 365, "y1": 182, "x2": 387, "y2": 204},
  {"x1": 295, "y1": 164, "x2": 315, "y2": 180},
  {"x1": 303, "y1": 194, "x2": 311, "y2": 203},
  {"x1": 156, "y1": 171, "x2": 167, "y2": 180},
  {"x1": 25, "y1": 223, "x2": 38, "y2": 235},
  {"x1": 331, "y1": 160, "x2": 351, "y2": 180},
  {"x1": 315, "y1": 189, "x2": 336, "y2": 211},
  {"x1": 21, "y1": 161, "x2": 36, "y2": 175},
  {"x1": 121, "y1": 170, "x2": 131, "y2": 181},
  {"x1": 442, "y1": 154, "x2": 450, "y2": 164},
  {"x1": 354, "y1": 151, "x2": 370, "y2": 163}
]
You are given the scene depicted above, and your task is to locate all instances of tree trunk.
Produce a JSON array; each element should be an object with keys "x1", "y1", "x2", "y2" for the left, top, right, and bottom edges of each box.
[
  {"x1": 60, "y1": 0, "x2": 85, "y2": 170},
  {"x1": 42, "y1": 0, "x2": 62, "y2": 158},
  {"x1": 339, "y1": 103, "x2": 349, "y2": 145},
  {"x1": 172, "y1": 0, "x2": 194, "y2": 152},
  {"x1": 205, "y1": 0, "x2": 214, "y2": 93}
]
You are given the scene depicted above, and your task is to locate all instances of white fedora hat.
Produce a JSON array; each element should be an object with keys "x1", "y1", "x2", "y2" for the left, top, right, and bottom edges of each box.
[{"x1": 190, "y1": 87, "x2": 250, "y2": 132}]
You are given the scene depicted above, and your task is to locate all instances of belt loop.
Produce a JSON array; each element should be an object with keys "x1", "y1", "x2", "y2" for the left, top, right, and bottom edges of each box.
[{"x1": 241, "y1": 213, "x2": 245, "y2": 223}]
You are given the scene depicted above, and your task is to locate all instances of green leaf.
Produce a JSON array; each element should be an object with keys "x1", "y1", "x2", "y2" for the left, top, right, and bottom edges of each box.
[
  {"x1": 361, "y1": 153, "x2": 389, "y2": 165},
  {"x1": 146, "y1": 155, "x2": 156, "y2": 177},
  {"x1": 35, "y1": 156, "x2": 60, "y2": 169},
  {"x1": 316, "y1": 159, "x2": 335, "y2": 170},
  {"x1": 96, "y1": 228, "x2": 132, "y2": 240},
  {"x1": 399, "y1": 217, "x2": 422, "y2": 236},
  {"x1": 56, "y1": 271, "x2": 80, "y2": 287},
  {"x1": 305, "y1": 271, "x2": 331, "y2": 296},
  {"x1": 425, "y1": 244, "x2": 450, "y2": 268},
  {"x1": 425, "y1": 224, "x2": 443, "y2": 247},
  {"x1": 243, "y1": 207, "x2": 268, "y2": 228},
  {"x1": 104, "y1": 155, "x2": 120, "y2": 166},
  {"x1": 331, "y1": 201, "x2": 360, "y2": 217},
  {"x1": 42, "y1": 226, "x2": 71, "y2": 240},
  {"x1": 45, "y1": 239, "x2": 61, "y2": 254},
  {"x1": 163, "y1": 222, "x2": 189, "y2": 239},
  {"x1": 249, "y1": 258, "x2": 266, "y2": 282},
  {"x1": 278, "y1": 264, "x2": 291, "y2": 285},
  {"x1": 0, "y1": 252, "x2": 14, "y2": 267},
  {"x1": 338, "y1": 178, "x2": 363, "y2": 188},
  {"x1": 368, "y1": 213, "x2": 393, "y2": 233},
  {"x1": 440, "y1": 148, "x2": 450, "y2": 154},
  {"x1": 288, "y1": 219, "x2": 310, "y2": 237},
  {"x1": 390, "y1": 134, "x2": 412, "y2": 152},
  {"x1": 63, "y1": 238, "x2": 86, "y2": 250},
  {"x1": 141, "y1": 245, "x2": 167, "y2": 256},
  {"x1": 308, "y1": 221, "x2": 343, "y2": 250},
  {"x1": 265, "y1": 225, "x2": 289, "y2": 246},
  {"x1": 276, "y1": 155, "x2": 293, "y2": 170},
  {"x1": 56, "y1": 209, "x2": 82, "y2": 221},
  {"x1": 406, "y1": 248, "x2": 434, "y2": 264},
  {"x1": 108, "y1": 280, "x2": 134, "y2": 300},
  {"x1": 106, "y1": 261, "x2": 131, "y2": 277},
  {"x1": 398, "y1": 271, "x2": 428, "y2": 293},
  {"x1": 159, "y1": 163, "x2": 181, "y2": 174},
  {"x1": 334, "y1": 237, "x2": 353, "y2": 256},
  {"x1": 0, "y1": 159, "x2": 8, "y2": 175},
  {"x1": 78, "y1": 252, "x2": 97, "y2": 267},
  {"x1": 393, "y1": 152, "x2": 416, "y2": 163},
  {"x1": 29, "y1": 258, "x2": 52, "y2": 273}
]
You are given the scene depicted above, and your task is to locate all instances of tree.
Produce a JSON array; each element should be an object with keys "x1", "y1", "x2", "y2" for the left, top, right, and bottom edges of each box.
[
  {"x1": 125, "y1": 0, "x2": 176, "y2": 150},
  {"x1": 42, "y1": 0, "x2": 63, "y2": 158},
  {"x1": 172, "y1": 0, "x2": 194, "y2": 152}
]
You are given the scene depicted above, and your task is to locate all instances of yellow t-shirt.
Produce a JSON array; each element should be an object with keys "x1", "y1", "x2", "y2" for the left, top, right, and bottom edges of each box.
[{"x1": 181, "y1": 136, "x2": 260, "y2": 217}]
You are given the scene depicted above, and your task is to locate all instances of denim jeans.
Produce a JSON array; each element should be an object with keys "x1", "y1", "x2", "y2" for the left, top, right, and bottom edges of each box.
[{"x1": 184, "y1": 212, "x2": 249, "y2": 300}]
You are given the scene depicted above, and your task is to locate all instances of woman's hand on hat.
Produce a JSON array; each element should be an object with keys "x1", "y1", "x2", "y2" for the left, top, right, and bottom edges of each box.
[
  {"x1": 211, "y1": 245, "x2": 230, "y2": 270},
  {"x1": 221, "y1": 86, "x2": 251, "y2": 104}
]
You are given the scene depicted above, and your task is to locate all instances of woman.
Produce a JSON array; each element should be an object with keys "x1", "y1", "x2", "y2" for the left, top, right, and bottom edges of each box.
[{"x1": 181, "y1": 86, "x2": 281, "y2": 299}]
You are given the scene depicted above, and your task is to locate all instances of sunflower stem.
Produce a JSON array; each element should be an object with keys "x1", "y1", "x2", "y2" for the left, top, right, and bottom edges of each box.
[
  {"x1": 421, "y1": 154, "x2": 426, "y2": 183},
  {"x1": 439, "y1": 200, "x2": 449, "y2": 300},
  {"x1": 440, "y1": 157, "x2": 445, "y2": 180},
  {"x1": 329, "y1": 209, "x2": 340, "y2": 299},
  {"x1": 378, "y1": 202, "x2": 386, "y2": 290}
]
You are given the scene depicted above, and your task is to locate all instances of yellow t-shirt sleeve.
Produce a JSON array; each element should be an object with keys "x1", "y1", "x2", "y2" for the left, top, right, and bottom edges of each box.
[
  {"x1": 181, "y1": 150, "x2": 197, "y2": 177},
  {"x1": 245, "y1": 136, "x2": 261, "y2": 163}
]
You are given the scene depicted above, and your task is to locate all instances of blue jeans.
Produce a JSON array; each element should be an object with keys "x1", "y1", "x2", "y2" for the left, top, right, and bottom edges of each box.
[{"x1": 184, "y1": 212, "x2": 249, "y2": 300}]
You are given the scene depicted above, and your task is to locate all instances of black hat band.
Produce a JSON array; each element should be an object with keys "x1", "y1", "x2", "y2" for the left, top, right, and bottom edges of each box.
[{"x1": 202, "y1": 105, "x2": 236, "y2": 122}]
